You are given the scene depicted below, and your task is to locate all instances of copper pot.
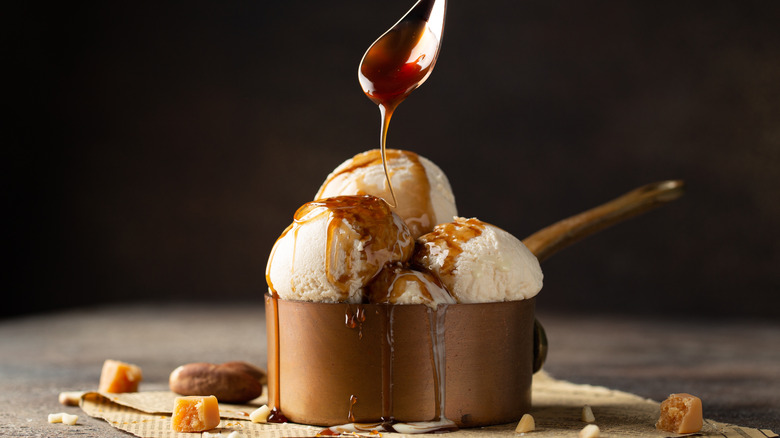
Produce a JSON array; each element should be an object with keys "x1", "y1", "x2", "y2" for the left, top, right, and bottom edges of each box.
[{"x1": 265, "y1": 295, "x2": 537, "y2": 427}]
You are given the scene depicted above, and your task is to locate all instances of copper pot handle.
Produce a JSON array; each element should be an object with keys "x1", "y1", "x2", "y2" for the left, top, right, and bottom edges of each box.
[
  {"x1": 525, "y1": 180, "x2": 685, "y2": 373},
  {"x1": 522, "y1": 180, "x2": 685, "y2": 263}
]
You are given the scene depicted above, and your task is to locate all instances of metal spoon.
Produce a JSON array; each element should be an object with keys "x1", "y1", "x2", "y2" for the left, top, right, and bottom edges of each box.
[{"x1": 358, "y1": 0, "x2": 447, "y2": 209}]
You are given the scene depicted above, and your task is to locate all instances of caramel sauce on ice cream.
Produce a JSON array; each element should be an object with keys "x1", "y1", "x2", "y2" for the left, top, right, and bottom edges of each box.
[
  {"x1": 266, "y1": 195, "x2": 414, "y2": 304},
  {"x1": 367, "y1": 262, "x2": 455, "y2": 308},
  {"x1": 413, "y1": 218, "x2": 543, "y2": 303},
  {"x1": 413, "y1": 217, "x2": 484, "y2": 281},
  {"x1": 296, "y1": 196, "x2": 414, "y2": 295},
  {"x1": 316, "y1": 149, "x2": 453, "y2": 238}
]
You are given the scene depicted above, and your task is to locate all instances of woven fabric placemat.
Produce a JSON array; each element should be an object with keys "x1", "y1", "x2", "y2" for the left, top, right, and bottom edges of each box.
[{"x1": 76, "y1": 372, "x2": 777, "y2": 438}]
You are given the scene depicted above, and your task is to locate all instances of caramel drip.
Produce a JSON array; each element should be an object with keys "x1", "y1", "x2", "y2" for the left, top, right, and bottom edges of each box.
[
  {"x1": 390, "y1": 267, "x2": 435, "y2": 303},
  {"x1": 359, "y1": 0, "x2": 444, "y2": 216},
  {"x1": 317, "y1": 149, "x2": 435, "y2": 238},
  {"x1": 311, "y1": 196, "x2": 410, "y2": 296},
  {"x1": 271, "y1": 195, "x2": 412, "y2": 301},
  {"x1": 427, "y1": 305, "x2": 453, "y2": 429},
  {"x1": 380, "y1": 304, "x2": 395, "y2": 425},
  {"x1": 318, "y1": 149, "x2": 401, "y2": 190},
  {"x1": 379, "y1": 116, "x2": 398, "y2": 209},
  {"x1": 427, "y1": 307, "x2": 441, "y2": 420},
  {"x1": 397, "y1": 152, "x2": 434, "y2": 238},
  {"x1": 365, "y1": 262, "x2": 448, "y2": 305},
  {"x1": 265, "y1": 294, "x2": 288, "y2": 423},
  {"x1": 348, "y1": 395, "x2": 359, "y2": 423},
  {"x1": 345, "y1": 305, "x2": 366, "y2": 340},
  {"x1": 344, "y1": 305, "x2": 366, "y2": 329}
]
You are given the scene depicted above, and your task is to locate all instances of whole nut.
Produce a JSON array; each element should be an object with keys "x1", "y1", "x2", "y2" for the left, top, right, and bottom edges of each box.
[
  {"x1": 219, "y1": 361, "x2": 267, "y2": 385},
  {"x1": 169, "y1": 361, "x2": 266, "y2": 403}
]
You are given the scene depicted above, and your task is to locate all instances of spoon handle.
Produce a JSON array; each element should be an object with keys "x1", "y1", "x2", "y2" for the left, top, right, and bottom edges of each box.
[{"x1": 522, "y1": 180, "x2": 685, "y2": 263}]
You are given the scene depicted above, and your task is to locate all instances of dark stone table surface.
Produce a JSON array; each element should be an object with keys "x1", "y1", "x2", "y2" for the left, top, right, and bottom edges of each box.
[{"x1": 1, "y1": 303, "x2": 777, "y2": 436}]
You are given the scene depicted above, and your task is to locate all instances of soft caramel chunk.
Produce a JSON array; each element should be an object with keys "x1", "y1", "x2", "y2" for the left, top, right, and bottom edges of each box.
[
  {"x1": 655, "y1": 393, "x2": 703, "y2": 434},
  {"x1": 98, "y1": 359, "x2": 143, "y2": 393},
  {"x1": 171, "y1": 395, "x2": 221, "y2": 432}
]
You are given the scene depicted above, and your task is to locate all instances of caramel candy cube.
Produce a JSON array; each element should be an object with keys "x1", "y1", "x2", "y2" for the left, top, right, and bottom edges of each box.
[
  {"x1": 656, "y1": 393, "x2": 703, "y2": 434},
  {"x1": 98, "y1": 359, "x2": 143, "y2": 393},
  {"x1": 172, "y1": 395, "x2": 221, "y2": 432}
]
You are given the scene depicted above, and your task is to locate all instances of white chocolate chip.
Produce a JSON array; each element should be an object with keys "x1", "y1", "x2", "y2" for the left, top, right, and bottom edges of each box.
[
  {"x1": 579, "y1": 424, "x2": 600, "y2": 438},
  {"x1": 515, "y1": 413, "x2": 535, "y2": 433},
  {"x1": 582, "y1": 404, "x2": 596, "y2": 423},
  {"x1": 61, "y1": 413, "x2": 79, "y2": 425},
  {"x1": 226, "y1": 432, "x2": 242, "y2": 438},
  {"x1": 249, "y1": 405, "x2": 271, "y2": 423},
  {"x1": 48, "y1": 413, "x2": 64, "y2": 423}
]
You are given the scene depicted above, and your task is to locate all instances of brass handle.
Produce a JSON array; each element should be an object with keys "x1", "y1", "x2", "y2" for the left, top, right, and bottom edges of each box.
[{"x1": 522, "y1": 180, "x2": 685, "y2": 263}]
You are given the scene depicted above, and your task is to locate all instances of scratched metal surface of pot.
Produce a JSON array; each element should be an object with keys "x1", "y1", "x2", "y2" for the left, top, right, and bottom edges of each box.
[{"x1": 265, "y1": 295, "x2": 535, "y2": 427}]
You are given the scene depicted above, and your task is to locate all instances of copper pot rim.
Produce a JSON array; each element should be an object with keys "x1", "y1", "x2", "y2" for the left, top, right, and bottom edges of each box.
[{"x1": 263, "y1": 293, "x2": 536, "y2": 308}]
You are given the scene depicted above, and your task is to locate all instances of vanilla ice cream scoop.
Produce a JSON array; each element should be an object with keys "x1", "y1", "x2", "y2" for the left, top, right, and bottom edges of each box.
[
  {"x1": 413, "y1": 217, "x2": 543, "y2": 303},
  {"x1": 266, "y1": 195, "x2": 414, "y2": 303},
  {"x1": 366, "y1": 262, "x2": 456, "y2": 308},
  {"x1": 315, "y1": 149, "x2": 457, "y2": 238}
]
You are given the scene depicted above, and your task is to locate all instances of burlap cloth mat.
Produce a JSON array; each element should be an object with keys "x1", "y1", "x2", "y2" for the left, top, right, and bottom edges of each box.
[{"x1": 76, "y1": 371, "x2": 777, "y2": 438}]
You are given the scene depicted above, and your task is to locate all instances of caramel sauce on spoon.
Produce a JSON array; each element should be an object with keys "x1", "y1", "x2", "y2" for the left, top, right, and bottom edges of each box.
[{"x1": 359, "y1": 0, "x2": 446, "y2": 208}]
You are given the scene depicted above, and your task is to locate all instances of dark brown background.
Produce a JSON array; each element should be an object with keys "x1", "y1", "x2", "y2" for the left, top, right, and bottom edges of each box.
[{"x1": 4, "y1": 1, "x2": 779, "y2": 319}]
